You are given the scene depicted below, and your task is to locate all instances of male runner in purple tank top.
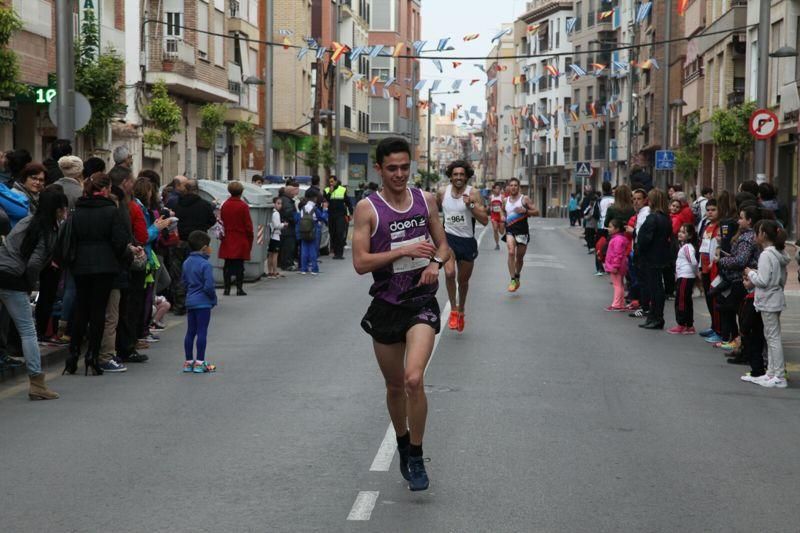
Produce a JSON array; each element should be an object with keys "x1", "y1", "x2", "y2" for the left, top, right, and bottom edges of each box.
[{"x1": 353, "y1": 137, "x2": 450, "y2": 491}]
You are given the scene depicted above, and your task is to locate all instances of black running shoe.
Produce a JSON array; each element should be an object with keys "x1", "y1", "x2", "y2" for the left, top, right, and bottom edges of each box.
[
  {"x1": 407, "y1": 456, "x2": 429, "y2": 491},
  {"x1": 120, "y1": 352, "x2": 149, "y2": 363},
  {"x1": 398, "y1": 445, "x2": 411, "y2": 481}
]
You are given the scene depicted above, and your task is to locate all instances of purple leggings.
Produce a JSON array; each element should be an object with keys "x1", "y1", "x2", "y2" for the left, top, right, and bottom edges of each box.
[{"x1": 184, "y1": 308, "x2": 211, "y2": 361}]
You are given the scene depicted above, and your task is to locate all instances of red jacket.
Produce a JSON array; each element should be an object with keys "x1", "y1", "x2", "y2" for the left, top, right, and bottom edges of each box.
[
  {"x1": 128, "y1": 200, "x2": 148, "y2": 245},
  {"x1": 671, "y1": 205, "x2": 695, "y2": 235},
  {"x1": 218, "y1": 197, "x2": 254, "y2": 260}
]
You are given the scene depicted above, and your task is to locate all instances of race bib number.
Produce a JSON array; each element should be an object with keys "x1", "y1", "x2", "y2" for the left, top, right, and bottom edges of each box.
[
  {"x1": 391, "y1": 236, "x2": 431, "y2": 273},
  {"x1": 699, "y1": 238, "x2": 711, "y2": 254},
  {"x1": 492, "y1": 205, "x2": 501, "y2": 212},
  {"x1": 514, "y1": 234, "x2": 529, "y2": 245},
  {"x1": 447, "y1": 214, "x2": 468, "y2": 228}
]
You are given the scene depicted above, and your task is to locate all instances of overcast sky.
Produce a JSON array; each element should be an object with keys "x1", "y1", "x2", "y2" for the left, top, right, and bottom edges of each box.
[{"x1": 420, "y1": 0, "x2": 524, "y2": 121}]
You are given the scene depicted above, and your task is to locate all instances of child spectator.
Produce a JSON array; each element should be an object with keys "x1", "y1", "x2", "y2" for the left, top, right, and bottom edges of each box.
[
  {"x1": 181, "y1": 230, "x2": 217, "y2": 373},
  {"x1": 669, "y1": 223, "x2": 699, "y2": 334},
  {"x1": 267, "y1": 197, "x2": 286, "y2": 278},
  {"x1": 698, "y1": 199, "x2": 722, "y2": 340},
  {"x1": 603, "y1": 219, "x2": 628, "y2": 310},
  {"x1": 150, "y1": 295, "x2": 171, "y2": 331},
  {"x1": 737, "y1": 273, "x2": 765, "y2": 380},
  {"x1": 294, "y1": 189, "x2": 328, "y2": 275},
  {"x1": 743, "y1": 220, "x2": 790, "y2": 388}
]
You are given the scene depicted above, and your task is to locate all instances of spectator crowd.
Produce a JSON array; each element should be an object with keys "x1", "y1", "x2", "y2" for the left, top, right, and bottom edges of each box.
[{"x1": 578, "y1": 178, "x2": 793, "y2": 389}]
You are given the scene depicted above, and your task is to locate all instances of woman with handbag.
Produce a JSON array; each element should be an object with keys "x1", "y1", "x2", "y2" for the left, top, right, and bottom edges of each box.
[
  {"x1": 0, "y1": 190, "x2": 68, "y2": 399},
  {"x1": 219, "y1": 181, "x2": 254, "y2": 295},
  {"x1": 64, "y1": 173, "x2": 136, "y2": 376}
]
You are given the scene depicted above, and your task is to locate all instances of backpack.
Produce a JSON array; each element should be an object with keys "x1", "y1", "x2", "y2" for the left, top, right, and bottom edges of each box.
[
  {"x1": 53, "y1": 213, "x2": 77, "y2": 267},
  {"x1": 299, "y1": 208, "x2": 316, "y2": 242}
]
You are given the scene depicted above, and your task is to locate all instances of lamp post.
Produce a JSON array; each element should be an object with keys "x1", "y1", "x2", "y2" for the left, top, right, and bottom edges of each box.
[{"x1": 263, "y1": 0, "x2": 274, "y2": 178}]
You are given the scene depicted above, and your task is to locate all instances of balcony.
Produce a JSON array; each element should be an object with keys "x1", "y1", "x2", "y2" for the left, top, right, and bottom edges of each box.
[
  {"x1": 727, "y1": 90, "x2": 745, "y2": 107},
  {"x1": 228, "y1": 0, "x2": 259, "y2": 34},
  {"x1": 696, "y1": 3, "x2": 747, "y2": 57},
  {"x1": 593, "y1": 144, "x2": 605, "y2": 160},
  {"x1": 163, "y1": 38, "x2": 196, "y2": 65}
]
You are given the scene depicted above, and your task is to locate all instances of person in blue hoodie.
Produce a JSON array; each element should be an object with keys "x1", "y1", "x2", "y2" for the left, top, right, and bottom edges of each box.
[{"x1": 181, "y1": 230, "x2": 218, "y2": 373}]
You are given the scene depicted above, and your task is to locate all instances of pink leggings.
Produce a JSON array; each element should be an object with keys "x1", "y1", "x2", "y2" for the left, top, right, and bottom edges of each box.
[{"x1": 610, "y1": 272, "x2": 625, "y2": 309}]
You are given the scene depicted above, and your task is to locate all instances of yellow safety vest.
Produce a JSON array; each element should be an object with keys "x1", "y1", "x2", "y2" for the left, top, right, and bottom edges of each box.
[{"x1": 325, "y1": 186, "x2": 346, "y2": 200}]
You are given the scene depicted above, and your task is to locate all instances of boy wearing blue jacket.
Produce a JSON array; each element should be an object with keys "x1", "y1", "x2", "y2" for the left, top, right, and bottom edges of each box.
[{"x1": 181, "y1": 231, "x2": 218, "y2": 373}]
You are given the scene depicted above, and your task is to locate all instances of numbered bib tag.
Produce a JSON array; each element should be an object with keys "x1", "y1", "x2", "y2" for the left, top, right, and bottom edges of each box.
[
  {"x1": 699, "y1": 238, "x2": 711, "y2": 254},
  {"x1": 492, "y1": 205, "x2": 501, "y2": 213},
  {"x1": 391, "y1": 236, "x2": 431, "y2": 273},
  {"x1": 447, "y1": 214, "x2": 468, "y2": 228}
]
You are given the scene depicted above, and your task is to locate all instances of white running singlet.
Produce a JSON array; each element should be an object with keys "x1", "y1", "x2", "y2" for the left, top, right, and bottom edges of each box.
[{"x1": 442, "y1": 184, "x2": 475, "y2": 238}]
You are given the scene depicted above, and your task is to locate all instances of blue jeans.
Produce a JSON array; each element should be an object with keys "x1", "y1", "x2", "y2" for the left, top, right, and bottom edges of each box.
[
  {"x1": 0, "y1": 289, "x2": 42, "y2": 375},
  {"x1": 184, "y1": 308, "x2": 211, "y2": 361},
  {"x1": 300, "y1": 239, "x2": 319, "y2": 273},
  {"x1": 61, "y1": 270, "x2": 76, "y2": 330}
]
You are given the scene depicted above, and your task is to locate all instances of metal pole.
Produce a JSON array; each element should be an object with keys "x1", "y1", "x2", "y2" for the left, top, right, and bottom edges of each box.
[
  {"x1": 626, "y1": 16, "x2": 636, "y2": 181},
  {"x1": 264, "y1": 0, "x2": 274, "y2": 176},
  {"x1": 605, "y1": 74, "x2": 611, "y2": 184},
  {"x1": 661, "y1": 0, "x2": 672, "y2": 190},
  {"x1": 426, "y1": 88, "x2": 433, "y2": 183},
  {"x1": 754, "y1": 0, "x2": 771, "y2": 183},
  {"x1": 410, "y1": 62, "x2": 417, "y2": 150},
  {"x1": 334, "y1": 1, "x2": 342, "y2": 179},
  {"x1": 527, "y1": 111, "x2": 533, "y2": 195},
  {"x1": 56, "y1": 0, "x2": 75, "y2": 144}
]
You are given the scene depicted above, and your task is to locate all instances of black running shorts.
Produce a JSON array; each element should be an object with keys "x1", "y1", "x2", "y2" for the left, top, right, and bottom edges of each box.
[
  {"x1": 361, "y1": 298, "x2": 441, "y2": 345},
  {"x1": 446, "y1": 233, "x2": 479, "y2": 262}
]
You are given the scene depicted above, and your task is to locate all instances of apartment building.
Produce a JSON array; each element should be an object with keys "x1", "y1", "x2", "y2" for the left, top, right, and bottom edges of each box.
[
  {"x1": 145, "y1": 0, "x2": 258, "y2": 181},
  {"x1": 484, "y1": 23, "x2": 516, "y2": 186},
  {"x1": 514, "y1": 0, "x2": 573, "y2": 213},
  {"x1": 368, "y1": 0, "x2": 421, "y2": 182},
  {"x1": 3, "y1": 0, "x2": 141, "y2": 165}
]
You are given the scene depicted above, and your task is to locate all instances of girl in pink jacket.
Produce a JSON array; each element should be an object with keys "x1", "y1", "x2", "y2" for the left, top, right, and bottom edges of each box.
[{"x1": 603, "y1": 219, "x2": 629, "y2": 311}]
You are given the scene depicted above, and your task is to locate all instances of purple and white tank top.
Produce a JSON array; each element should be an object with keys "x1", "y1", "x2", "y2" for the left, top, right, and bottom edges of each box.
[{"x1": 365, "y1": 187, "x2": 438, "y2": 307}]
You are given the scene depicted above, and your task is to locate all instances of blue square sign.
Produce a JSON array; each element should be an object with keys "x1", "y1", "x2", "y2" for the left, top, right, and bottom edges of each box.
[{"x1": 655, "y1": 150, "x2": 675, "y2": 171}]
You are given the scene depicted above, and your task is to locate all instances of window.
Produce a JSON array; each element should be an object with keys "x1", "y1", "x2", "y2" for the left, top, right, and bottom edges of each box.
[
  {"x1": 197, "y1": 1, "x2": 209, "y2": 58},
  {"x1": 166, "y1": 11, "x2": 182, "y2": 37},
  {"x1": 344, "y1": 105, "x2": 352, "y2": 129},
  {"x1": 101, "y1": 0, "x2": 115, "y2": 29},
  {"x1": 372, "y1": 0, "x2": 392, "y2": 30},
  {"x1": 371, "y1": 56, "x2": 391, "y2": 81},
  {"x1": 213, "y1": 11, "x2": 224, "y2": 66}
]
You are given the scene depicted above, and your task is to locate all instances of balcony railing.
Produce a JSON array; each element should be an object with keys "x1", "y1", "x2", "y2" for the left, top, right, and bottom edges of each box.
[
  {"x1": 162, "y1": 37, "x2": 195, "y2": 65},
  {"x1": 571, "y1": 147, "x2": 579, "y2": 161},
  {"x1": 229, "y1": 0, "x2": 240, "y2": 17},
  {"x1": 727, "y1": 90, "x2": 745, "y2": 107},
  {"x1": 594, "y1": 144, "x2": 605, "y2": 160},
  {"x1": 584, "y1": 145, "x2": 592, "y2": 160}
]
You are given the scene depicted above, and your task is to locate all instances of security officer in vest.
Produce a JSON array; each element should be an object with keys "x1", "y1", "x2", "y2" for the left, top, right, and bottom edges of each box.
[{"x1": 324, "y1": 176, "x2": 353, "y2": 259}]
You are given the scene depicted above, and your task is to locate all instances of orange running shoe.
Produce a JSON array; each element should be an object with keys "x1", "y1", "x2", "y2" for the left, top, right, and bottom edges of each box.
[
  {"x1": 448, "y1": 310, "x2": 459, "y2": 329},
  {"x1": 507, "y1": 278, "x2": 519, "y2": 292},
  {"x1": 457, "y1": 312, "x2": 465, "y2": 332}
]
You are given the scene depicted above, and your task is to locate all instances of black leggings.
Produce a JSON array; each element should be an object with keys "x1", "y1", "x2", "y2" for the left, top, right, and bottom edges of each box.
[
  {"x1": 35, "y1": 265, "x2": 61, "y2": 338},
  {"x1": 675, "y1": 277, "x2": 694, "y2": 327},
  {"x1": 718, "y1": 280, "x2": 746, "y2": 342},
  {"x1": 739, "y1": 297, "x2": 765, "y2": 376},
  {"x1": 70, "y1": 273, "x2": 115, "y2": 356},
  {"x1": 223, "y1": 259, "x2": 244, "y2": 288},
  {"x1": 585, "y1": 227, "x2": 596, "y2": 251}
]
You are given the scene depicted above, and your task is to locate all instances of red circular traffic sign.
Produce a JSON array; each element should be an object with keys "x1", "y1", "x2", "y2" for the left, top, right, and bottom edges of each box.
[{"x1": 749, "y1": 109, "x2": 779, "y2": 140}]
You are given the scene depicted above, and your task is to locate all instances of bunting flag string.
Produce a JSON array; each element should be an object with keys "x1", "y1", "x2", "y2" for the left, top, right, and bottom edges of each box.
[
  {"x1": 566, "y1": 17, "x2": 577, "y2": 34},
  {"x1": 569, "y1": 64, "x2": 587, "y2": 77},
  {"x1": 491, "y1": 28, "x2": 512, "y2": 43},
  {"x1": 437, "y1": 38, "x2": 451, "y2": 51},
  {"x1": 392, "y1": 43, "x2": 405, "y2": 57},
  {"x1": 636, "y1": 2, "x2": 652, "y2": 25},
  {"x1": 640, "y1": 57, "x2": 660, "y2": 70},
  {"x1": 297, "y1": 47, "x2": 310, "y2": 60},
  {"x1": 384, "y1": 77, "x2": 396, "y2": 89},
  {"x1": 463, "y1": 33, "x2": 480, "y2": 41},
  {"x1": 433, "y1": 59, "x2": 443, "y2": 73},
  {"x1": 369, "y1": 45, "x2": 384, "y2": 58},
  {"x1": 451, "y1": 80, "x2": 463, "y2": 91},
  {"x1": 527, "y1": 23, "x2": 541, "y2": 34},
  {"x1": 315, "y1": 46, "x2": 328, "y2": 60},
  {"x1": 598, "y1": 10, "x2": 614, "y2": 21},
  {"x1": 452, "y1": 61, "x2": 462, "y2": 69},
  {"x1": 431, "y1": 80, "x2": 441, "y2": 91},
  {"x1": 412, "y1": 40, "x2": 427, "y2": 55},
  {"x1": 677, "y1": 0, "x2": 689, "y2": 15},
  {"x1": 590, "y1": 63, "x2": 607, "y2": 73},
  {"x1": 282, "y1": 37, "x2": 292, "y2": 50},
  {"x1": 330, "y1": 42, "x2": 349, "y2": 63}
]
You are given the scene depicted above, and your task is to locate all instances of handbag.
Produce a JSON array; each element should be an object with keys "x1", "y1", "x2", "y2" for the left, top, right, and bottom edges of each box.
[
  {"x1": 53, "y1": 215, "x2": 76, "y2": 267},
  {"x1": 130, "y1": 247, "x2": 147, "y2": 271},
  {"x1": 709, "y1": 274, "x2": 731, "y2": 296}
]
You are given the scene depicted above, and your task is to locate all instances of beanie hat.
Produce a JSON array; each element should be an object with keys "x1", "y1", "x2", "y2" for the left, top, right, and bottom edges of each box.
[{"x1": 58, "y1": 155, "x2": 84, "y2": 179}]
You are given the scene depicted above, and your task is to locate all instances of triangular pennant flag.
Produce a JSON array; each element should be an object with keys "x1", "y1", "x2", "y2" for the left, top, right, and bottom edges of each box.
[
  {"x1": 341, "y1": 69, "x2": 354, "y2": 81},
  {"x1": 414, "y1": 80, "x2": 428, "y2": 91},
  {"x1": 451, "y1": 80, "x2": 463, "y2": 91},
  {"x1": 278, "y1": 29, "x2": 294, "y2": 36},
  {"x1": 412, "y1": 40, "x2": 427, "y2": 55},
  {"x1": 349, "y1": 45, "x2": 365, "y2": 62},
  {"x1": 463, "y1": 33, "x2": 480, "y2": 41},
  {"x1": 316, "y1": 46, "x2": 328, "y2": 60},
  {"x1": 636, "y1": 2, "x2": 652, "y2": 24},
  {"x1": 433, "y1": 59, "x2": 443, "y2": 73},
  {"x1": 452, "y1": 61, "x2": 462, "y2": 69},
  {"x1": 598, "y1": 10, "x2": 614, "y2": 20},
  {"x1": 437, "y1": 37, "x2": 451, "y2": 51},
  {"x1": 566, "y1": 17, "x2": 577, "y2": 34},
  {"x1": 569, "y1": 64, "x2": 587, "y2": 77},
  {"x1": 331, "y1": 42, "x2": 349, "y2": 63},
  {"x1": 590, "y1": 63, "x2": 607, "y2": 73},
  {"x1": 486, "y1": 78, "x2": 498, "y2": 88},
  {"x1": 392, "y1": 43, "x2": 405, "y2": 57},
  {"x1": 406, "y1": 96, "x2": 413, "y2": 109},
  {"x1": 431, "y1": 80, "x2": 441, "y2": 91},
  {"x1": 305, "y1": 37, "x2": 318, "y2": 48},
  {"x1": 491, "y1": 28, "x2": 512, "y2": 43},
  {"x1": 678, "y1": 0, "x2": 689, "y2": 15},
  {"x1": 282, "y1": 37, "x2": 292, "y2": 50},
  {"x1": 297, "y1": 47, "x2": 310, "y2": 60},
  {"x1": 369, "y1": 45, "x2": 384, "y2": 58},
  {"x1": 382, "y1": 88, "x2": 390, "y2": 99},
  {"x1": 440, "y1": 105, "x2": 446, "y2": 116},
  {"x1": 527, "y1": 23, "x2": 541, "y2": 34},
  {"x1": 470, "y1": 79, "x2": 481, "y2": 86},
  {"x1": 384, "y1": 77, "x2": 396, "y2": 89},
  {"x1": 474, "y1": 64, "x2": 486, "y2": 73}
]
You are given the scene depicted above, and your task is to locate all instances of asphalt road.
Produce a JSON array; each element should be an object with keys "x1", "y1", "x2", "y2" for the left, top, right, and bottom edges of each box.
[{"x1": 2, "y1": 219, "x2": 800, "y2": 533}]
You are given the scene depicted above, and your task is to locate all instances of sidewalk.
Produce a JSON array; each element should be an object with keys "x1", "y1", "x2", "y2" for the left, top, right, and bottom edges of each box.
[{"x1": 565, "y1": 224, "x2": 800, "y2": 374}]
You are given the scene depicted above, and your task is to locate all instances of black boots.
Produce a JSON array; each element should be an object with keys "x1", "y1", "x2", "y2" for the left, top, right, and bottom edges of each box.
[
  {"x1": 223, "y1": 278, "x2": 231, "y2": 296},
  {"x1": 639, "y1": 319, "x2": 665, "y2": 330},
  {"x1": 62, "y1": 346, "x2": 80, "y2": 375}
]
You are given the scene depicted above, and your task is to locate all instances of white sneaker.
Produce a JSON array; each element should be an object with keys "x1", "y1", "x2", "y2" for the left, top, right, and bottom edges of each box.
[
  {"x1": 741, "y1": 373, "x2": 764, "y2": 384},
  {"x1": 758, "y1": 375, "x2": 788, "y2": 389}
]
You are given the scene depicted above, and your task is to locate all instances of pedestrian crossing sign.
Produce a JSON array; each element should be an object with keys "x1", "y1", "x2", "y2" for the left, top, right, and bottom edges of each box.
[
  {"x1": 655, "y1": 150, "x2": 675, "y2": 170},
  {"x1": 574, "y1": 162, "x2": 592, "y2": 177}
]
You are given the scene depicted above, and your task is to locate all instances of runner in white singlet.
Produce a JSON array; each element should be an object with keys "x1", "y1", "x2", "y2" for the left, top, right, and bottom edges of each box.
[
  {"x1": 489, "y1": 183, "x2": 505, "y2": 250},
  {"x1": 500, "y1": 177, "x2": 539, "y2": 292},
  {"x1": 436, "y1": 160, "x2": 488, "y2": 332}
]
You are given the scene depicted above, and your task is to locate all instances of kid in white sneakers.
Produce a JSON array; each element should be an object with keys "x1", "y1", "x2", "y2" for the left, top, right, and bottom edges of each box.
[{"x1": 743, "y1": 220, "x2": 790, "y2": 388}]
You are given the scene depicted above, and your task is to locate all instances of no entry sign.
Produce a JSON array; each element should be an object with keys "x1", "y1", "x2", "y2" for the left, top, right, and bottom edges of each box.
[{"x1": 749, "y1": 109, "x2": 779, "y2": 140}]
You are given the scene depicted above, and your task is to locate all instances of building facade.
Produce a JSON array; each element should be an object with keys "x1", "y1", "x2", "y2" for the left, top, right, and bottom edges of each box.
[{"x1": 484, "y1": 23, "x2": 516, "y2": 187}]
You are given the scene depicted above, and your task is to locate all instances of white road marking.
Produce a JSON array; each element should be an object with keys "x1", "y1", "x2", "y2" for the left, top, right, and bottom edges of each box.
[
  {"x1": 370, "y1": 425, "x2": 397, "y2": 472},
  {"x1": 347, "y1": 491, "x2": 380, "y2": 521},
  {"x1": 524, "y1": 261, "x2": 566, "y2": 269}
]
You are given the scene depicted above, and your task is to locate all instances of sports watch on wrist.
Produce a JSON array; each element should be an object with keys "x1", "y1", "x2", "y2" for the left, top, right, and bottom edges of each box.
[{"x1": 431, "y1": 256, "x2": 445, "y2": 269}]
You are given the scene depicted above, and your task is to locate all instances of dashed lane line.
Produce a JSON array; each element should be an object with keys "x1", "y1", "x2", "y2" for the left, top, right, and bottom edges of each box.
[{"x1": 347, "y1": 491, "x2": 380, "y2": 521}]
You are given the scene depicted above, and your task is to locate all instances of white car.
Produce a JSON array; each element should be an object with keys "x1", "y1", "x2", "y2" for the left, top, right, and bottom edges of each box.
[{"x1": 261, "y1": 184, "x2": 330, "y2": 256}]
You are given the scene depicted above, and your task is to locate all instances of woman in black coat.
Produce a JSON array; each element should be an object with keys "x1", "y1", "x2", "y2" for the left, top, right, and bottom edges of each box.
[
  {"x1": 64, "y1": 172, "x2": 135, "y2": 376},
  {"x1": 636, "y1": 188, "x2": 672, "y2": 330}
]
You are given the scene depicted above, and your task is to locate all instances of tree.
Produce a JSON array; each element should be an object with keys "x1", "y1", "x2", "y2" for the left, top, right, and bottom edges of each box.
[
  {"x1": 143, "y1": 81, "x2": 182, "y2": 149},
  {"x1": 711, "y1": 100, "x2": 756, "y2": 180},
  {"x1": 0, "y1": 7, "x2": 24, "y2": 98},
  {"x1": 674, "y1": 111, "x2": 701, "y2": 180},
  {"x1": 231, "y1": 119, "x2": 256, "y2": 145},
  {"x1": 198, "y1": 103, "x2": 226, "y2": 145},
  {"x1": 74, "y1": 3, "x2": 125, "y2": 142},
  {"x1": 301, "y1": 137, "x2": 335, "y2": 176}
]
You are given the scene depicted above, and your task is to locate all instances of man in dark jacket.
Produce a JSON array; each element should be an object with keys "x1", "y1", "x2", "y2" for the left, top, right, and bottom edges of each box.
[
  {"x1": 43, "y1": 139, "x2": 72, "y2": 185},
  {"x1": 171, "y1": 180, "x2": 216, "y2": 313},
  {"x1": 278, "y1": 181, "x2": 299, "y2": 270},
  {"x1": 324, "y1": 176, "x2": 353, "y2": 259}
]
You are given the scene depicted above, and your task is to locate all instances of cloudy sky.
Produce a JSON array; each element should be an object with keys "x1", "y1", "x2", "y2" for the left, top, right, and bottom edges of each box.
[{"x1": 420, "y1": 0, "x2": 524, "y2": 119}]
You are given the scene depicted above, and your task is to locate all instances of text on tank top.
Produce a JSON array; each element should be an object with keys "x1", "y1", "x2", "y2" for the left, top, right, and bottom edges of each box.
[
  {"x1": 490, "y1": 194, "x2": 504, "y2": 214},
  {"x1": 442, "y1": 184, "x2": 474, "y2": 238},
  {"x1": 366, "y1": 188, "x2": 438, "y2": 307},
  {"x1": 505, "y1": 195, "x2": 527, "y2": 227}
]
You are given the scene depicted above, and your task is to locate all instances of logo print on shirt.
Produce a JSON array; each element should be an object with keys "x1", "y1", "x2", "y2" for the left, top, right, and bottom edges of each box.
[{"x1": 389, "y1": 215, "x2": 427, "y2": 232}]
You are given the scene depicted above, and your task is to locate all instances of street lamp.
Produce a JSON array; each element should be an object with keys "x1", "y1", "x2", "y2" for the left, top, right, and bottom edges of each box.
[{"x1": 427, "y1": 89, "x2": 460, "y2": 182}]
